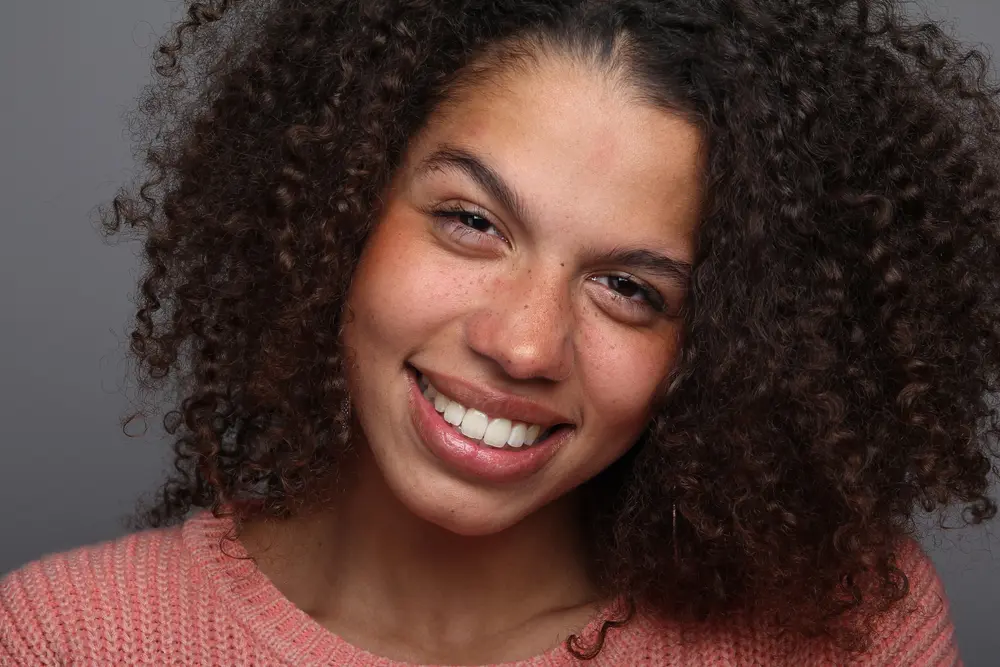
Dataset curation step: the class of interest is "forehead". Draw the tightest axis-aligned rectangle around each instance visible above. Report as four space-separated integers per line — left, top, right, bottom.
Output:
407 54 703 257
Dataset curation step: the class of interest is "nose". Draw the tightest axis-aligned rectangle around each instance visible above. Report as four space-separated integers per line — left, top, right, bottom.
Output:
465 267 574 383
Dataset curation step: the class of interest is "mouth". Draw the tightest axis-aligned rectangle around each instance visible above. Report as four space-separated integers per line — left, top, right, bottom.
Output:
413 369 572 450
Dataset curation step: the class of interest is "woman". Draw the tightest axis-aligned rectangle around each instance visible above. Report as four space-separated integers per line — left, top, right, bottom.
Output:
2 0 997 664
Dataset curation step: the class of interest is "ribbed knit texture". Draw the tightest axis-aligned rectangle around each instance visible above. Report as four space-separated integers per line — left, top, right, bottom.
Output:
1 511 960 666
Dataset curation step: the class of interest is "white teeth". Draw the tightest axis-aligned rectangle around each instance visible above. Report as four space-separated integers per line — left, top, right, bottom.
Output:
419 375 554 448
506 423 526 448
443 401 466 426
483 418 512 448
459 409 489 440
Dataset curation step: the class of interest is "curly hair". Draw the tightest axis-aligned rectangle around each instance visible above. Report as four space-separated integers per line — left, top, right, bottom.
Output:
105 0 1000 656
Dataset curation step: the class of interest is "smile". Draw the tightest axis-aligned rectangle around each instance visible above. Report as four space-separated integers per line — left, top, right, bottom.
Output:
407 366 572 484
417 373 560 449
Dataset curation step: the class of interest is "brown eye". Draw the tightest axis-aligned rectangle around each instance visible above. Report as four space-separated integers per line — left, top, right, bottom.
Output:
431 207 507 242
590 274 666 313
456 212 497 235
607 275 643 299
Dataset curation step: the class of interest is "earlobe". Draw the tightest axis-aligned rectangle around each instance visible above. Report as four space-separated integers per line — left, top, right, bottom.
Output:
340 304 357 327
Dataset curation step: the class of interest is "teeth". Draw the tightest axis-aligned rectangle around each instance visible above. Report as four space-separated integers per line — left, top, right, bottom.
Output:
506 423 526 448
420 374 554 448
459 409 489 440
443 401 466 426
483 418 512 447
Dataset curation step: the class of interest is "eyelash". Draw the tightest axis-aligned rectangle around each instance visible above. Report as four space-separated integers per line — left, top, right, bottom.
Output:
589 274 667 314
428 204 668 316
430 205 508 246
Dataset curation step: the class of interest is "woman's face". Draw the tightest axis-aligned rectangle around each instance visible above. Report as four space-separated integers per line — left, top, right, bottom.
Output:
343 55 702 535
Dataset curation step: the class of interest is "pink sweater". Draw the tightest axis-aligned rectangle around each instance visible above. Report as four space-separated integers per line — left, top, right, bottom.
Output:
0 511 960 666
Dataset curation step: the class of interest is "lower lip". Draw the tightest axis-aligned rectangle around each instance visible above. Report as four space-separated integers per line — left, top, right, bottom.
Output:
407 370 568 485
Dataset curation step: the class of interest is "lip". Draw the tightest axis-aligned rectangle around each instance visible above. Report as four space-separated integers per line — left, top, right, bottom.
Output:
407 368 569 484
414 366 574 428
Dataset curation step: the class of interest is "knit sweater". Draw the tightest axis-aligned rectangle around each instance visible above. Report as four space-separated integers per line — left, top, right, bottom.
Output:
0 511 960 666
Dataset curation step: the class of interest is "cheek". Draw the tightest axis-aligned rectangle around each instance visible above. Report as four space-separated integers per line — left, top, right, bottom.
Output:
579 324 680 440
348 211 450 340
346 210 471 351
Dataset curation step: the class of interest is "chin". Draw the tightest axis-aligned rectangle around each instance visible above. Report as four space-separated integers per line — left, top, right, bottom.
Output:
393 477 539 537
422 509 520 537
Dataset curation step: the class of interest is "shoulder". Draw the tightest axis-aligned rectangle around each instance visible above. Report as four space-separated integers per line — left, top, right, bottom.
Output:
0 520 211 664
856 537 960 666
630 538 959 667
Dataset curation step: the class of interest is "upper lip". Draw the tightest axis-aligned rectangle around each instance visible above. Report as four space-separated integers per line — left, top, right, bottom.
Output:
413 366 574 428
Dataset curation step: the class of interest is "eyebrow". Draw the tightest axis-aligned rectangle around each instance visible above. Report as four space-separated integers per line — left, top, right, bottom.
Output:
592 247 692 285
416 145 532 225
416 144 693 284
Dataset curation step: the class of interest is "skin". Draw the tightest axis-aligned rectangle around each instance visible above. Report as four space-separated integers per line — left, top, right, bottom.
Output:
241 53 703 663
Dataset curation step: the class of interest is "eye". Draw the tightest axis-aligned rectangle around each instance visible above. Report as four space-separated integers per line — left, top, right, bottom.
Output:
590 273 666 313
453 211 502 236
430 204 508 246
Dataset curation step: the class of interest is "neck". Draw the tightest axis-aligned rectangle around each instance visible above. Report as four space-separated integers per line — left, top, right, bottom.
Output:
240 448 599 654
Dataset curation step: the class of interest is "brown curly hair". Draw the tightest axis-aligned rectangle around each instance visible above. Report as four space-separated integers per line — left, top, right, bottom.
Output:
105 0 1000 657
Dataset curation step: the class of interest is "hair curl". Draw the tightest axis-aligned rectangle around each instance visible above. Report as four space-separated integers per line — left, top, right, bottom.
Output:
106 0 1000 656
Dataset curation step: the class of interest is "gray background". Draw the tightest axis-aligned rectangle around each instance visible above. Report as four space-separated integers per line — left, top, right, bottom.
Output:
1 0 997 664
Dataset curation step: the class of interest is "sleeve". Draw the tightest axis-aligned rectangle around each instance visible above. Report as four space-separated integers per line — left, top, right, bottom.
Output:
858 539 961 667
1 564 64 666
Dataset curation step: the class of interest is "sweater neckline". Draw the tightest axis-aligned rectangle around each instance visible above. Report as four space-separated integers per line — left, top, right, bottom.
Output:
182 510 641 666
